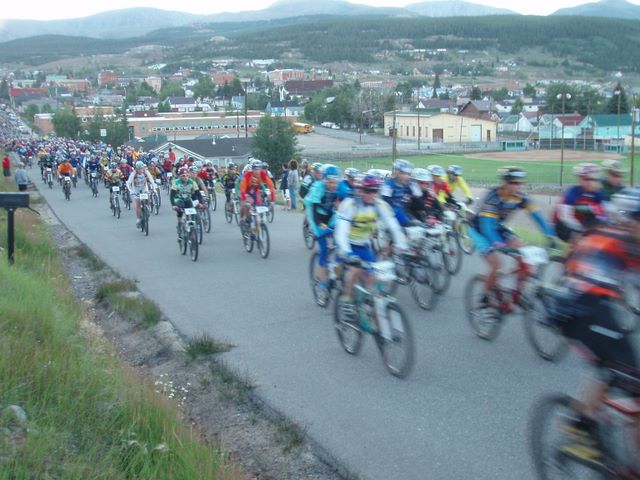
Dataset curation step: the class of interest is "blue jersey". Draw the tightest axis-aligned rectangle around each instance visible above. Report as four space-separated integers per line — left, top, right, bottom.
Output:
380 178 414 227
304 181 337 236
336 179 354 201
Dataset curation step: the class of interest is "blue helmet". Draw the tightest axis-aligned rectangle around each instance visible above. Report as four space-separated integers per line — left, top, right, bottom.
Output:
447 165 463 176
344 167 359 178
394 159 413 173
323 164 341 180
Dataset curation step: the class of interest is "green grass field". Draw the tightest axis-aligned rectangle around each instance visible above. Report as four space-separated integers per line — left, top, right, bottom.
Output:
334 153 639 186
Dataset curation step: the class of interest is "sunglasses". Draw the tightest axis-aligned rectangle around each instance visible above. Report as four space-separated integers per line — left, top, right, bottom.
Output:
361 188 378 194
508 181 523 185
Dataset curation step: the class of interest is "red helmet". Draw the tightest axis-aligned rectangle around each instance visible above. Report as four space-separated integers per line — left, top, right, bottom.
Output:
359 174 383 190
178 167 189 175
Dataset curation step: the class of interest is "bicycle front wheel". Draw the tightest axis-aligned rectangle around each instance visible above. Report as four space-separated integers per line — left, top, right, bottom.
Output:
210 191 217 211
333 297 363 355
242 222 254 253
180 226 188 255
378 302 414 379
309 252 329 308
115 197 121 219
202 208 211 233
189 229 198 262
143 207 149 236
303 223 315 250
443 231 462 275
267 203 274 223
224 202 233 223
196 216 204 244
456 219 475 255
258 223 270 259
464 275 502 341
523 290 566 362
409 277 438 311
529 394 593 480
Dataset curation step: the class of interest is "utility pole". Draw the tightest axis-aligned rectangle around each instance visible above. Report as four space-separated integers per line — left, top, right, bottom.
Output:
632 94 637 186
557 92 571 187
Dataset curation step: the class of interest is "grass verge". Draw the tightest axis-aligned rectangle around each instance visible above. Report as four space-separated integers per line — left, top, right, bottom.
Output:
186 334 232 360
96 279 163 327
0 175 238 479
72 244 107 271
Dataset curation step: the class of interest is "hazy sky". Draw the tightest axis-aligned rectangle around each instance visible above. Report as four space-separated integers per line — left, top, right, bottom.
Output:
1 0 633 20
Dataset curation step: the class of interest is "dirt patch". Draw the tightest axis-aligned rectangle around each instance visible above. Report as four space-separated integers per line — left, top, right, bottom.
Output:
465 149 624 162
35 190 345 480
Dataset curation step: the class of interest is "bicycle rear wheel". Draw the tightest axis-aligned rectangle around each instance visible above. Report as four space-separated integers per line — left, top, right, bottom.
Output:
180 225 187 255
202 208 211 233
529 394 599 480
309 252 330 308
267 202 274 223
456 219 475 255
303 222 315 250
334 297 363 355
409 277 438 311
377 302 414 379
189 229 198 261
196 215 204 244
425 243 450 294
258 223 270 259
210 190 217 211
464 275 503 341
443 231 462 275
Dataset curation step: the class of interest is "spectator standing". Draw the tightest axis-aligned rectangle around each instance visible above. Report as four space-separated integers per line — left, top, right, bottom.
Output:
14 162 29 191
2 154 10 182
280 165 290 210
287 160 300 211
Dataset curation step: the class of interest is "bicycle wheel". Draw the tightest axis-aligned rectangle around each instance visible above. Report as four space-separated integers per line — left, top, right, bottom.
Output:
224 202 233 223
303 223 315 250
189 229 198 262
124 191 131 210
258 223 270 259
115 197 121 219
464 274 503 341
456 219 475 255
210 190 217 211
153 192 160 215
142 206 149 236
523 290 566 362
267 202 274 223
443 231 462 275
425 242 450 294
111 198 115 216
377 302 414 379
529 394 598 480
333 297 363 355
309 252 330 308
202 208 211 233
409 277 439 311
180 225 188 255
196 215 204 245
242 221 254 253
64 184 70 200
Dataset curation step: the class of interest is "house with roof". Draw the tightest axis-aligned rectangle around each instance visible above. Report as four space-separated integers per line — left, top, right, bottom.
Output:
458 100 498 121
416 99 456 114
498 114 534 133
265 101 304 117
383 111 497 143
167 96 201 112
284 79 333 99
578 114 634 140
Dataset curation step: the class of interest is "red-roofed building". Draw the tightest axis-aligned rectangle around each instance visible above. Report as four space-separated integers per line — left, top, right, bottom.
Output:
212 73 236 86
10 88 47 98
284 79 333 97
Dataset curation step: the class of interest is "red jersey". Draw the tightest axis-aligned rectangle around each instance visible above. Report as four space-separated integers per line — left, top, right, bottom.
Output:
239 171 275 202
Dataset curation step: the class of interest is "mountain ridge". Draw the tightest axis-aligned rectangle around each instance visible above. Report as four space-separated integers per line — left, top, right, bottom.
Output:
552 0 640 18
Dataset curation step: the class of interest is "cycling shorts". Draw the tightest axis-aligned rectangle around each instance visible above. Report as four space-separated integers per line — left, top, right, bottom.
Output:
350 244 376 272
468 224 518 256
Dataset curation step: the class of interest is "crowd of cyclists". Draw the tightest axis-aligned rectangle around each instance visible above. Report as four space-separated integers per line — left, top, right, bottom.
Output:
5 101 640 477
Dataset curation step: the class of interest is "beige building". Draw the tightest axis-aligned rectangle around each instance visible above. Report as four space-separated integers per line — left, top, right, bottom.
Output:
384 111 497 143
145 76 162 93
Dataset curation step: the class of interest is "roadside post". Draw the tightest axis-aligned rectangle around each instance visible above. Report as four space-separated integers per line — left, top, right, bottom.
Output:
0 192 34 264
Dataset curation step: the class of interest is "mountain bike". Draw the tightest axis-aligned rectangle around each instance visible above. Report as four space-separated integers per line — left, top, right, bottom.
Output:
122 184 131 210
151 180 162 214
109 185 121 219
309 238 344 308
177 206 199 262
530 374 640 479
138 193 151 236
446 200 476 255
45 167 53 189
303 218 315 250
89 171 99 197
163 172 173 194
62 176 72 200
241 204 270 259
464 245 565 361
334 258 414 378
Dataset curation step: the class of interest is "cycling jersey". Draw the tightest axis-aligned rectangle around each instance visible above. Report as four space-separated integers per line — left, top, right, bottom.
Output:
147 166 163 181
553 185 606 233
171 178 198 200
443 175 472 202
407 186 444 222
239 171 275 203
433 178 453 203
57 163 75 176
104 170 122 186
222 172 239 190
305 181 337 235
336 179 355 201
380 178 416 227
126 169 155 194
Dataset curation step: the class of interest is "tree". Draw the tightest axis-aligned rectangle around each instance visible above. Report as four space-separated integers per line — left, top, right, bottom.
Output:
157 100 171 113
470 86 482 100
395 82 413 102
192 76 215 100
523 83 536 97
159 80 185 101
138 81 156 96
252 115 300 169
511 97 524 115
52 106 81 139
24 104 40 122
543 83 576 112
125 82 138 105
0 78 9 100
41 104 53 114
491 88 509 103
433 73 441 90
607 82 630 115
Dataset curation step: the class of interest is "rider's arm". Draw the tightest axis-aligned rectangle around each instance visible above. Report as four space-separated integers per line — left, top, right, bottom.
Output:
239 173 249 202
126 171 135 193
304 182 324 236
335 198 355 256
557 188 584 231
457 176 473 200
262 172 276 200
522 196 555 237
376 199 409 250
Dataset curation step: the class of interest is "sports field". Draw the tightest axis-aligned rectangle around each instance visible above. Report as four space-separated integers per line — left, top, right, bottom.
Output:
335 150 637 185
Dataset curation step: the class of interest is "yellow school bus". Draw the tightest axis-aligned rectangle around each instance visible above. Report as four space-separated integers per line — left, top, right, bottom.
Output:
292 122 313 134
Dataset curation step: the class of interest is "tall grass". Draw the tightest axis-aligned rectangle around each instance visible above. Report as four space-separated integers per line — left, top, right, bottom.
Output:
0 169 236 479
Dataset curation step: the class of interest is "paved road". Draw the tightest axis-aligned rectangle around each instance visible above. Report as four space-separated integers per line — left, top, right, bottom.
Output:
35 174 594 480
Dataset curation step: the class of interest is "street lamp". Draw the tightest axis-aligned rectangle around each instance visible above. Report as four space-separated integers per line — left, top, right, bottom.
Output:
241 78 250 139
392 91 403 166
632 94 638 186
557 92 571 186
614 89 622 152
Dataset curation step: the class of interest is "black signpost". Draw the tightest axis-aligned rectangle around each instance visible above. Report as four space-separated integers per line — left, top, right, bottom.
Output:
0 192 31 264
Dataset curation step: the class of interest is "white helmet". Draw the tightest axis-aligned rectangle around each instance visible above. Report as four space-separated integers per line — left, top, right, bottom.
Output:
427 164 445 177
411 168 433 182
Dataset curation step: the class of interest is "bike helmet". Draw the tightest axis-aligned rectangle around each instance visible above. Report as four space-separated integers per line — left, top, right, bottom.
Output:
601 159 628 174
311 162 323 172
120 158 127 164
447 165 463 176
189 166 198 173
227 162 236 168
611 188 640 220
251 161 261 170
427 164 445 177
110 162 117 169
359 173 383 190
411 168 433 183
499 166 527 182
394 159 413 173
301 160 309 168
178 167 189 175
323 164 341 180
345 167 359 178
194 160 203 169
572 163 600 179
135 161 145 169
205 160 213 166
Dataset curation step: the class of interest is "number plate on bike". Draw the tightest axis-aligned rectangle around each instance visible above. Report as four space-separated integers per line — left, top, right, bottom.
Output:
139 193 149 200
185 208 197 215
519 246 548 266
192 200 199 206
256 206 269 214
91 172 97 177
155 179 161 184
167 173 173 178
444 210 456 221
112 186 120 192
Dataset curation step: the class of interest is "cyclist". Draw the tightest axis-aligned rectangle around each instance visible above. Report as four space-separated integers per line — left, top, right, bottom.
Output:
104 162 123 205
446 165 473 205
305 164 341 304
222 162 239 206
118 158 133 181
203 160 217 189
336 167 359 201
147 160 163 183
427 164 454 205
239 160 275 225
552 163 606 243
56 158 76 183
407 168 444 222
548 187 640 468
300 162 322 201
335 174 409 315
381 159 416 227
189 165 208 206
601 159 627 201
170 167 200 236
469 167 555 298
126 161 156 228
